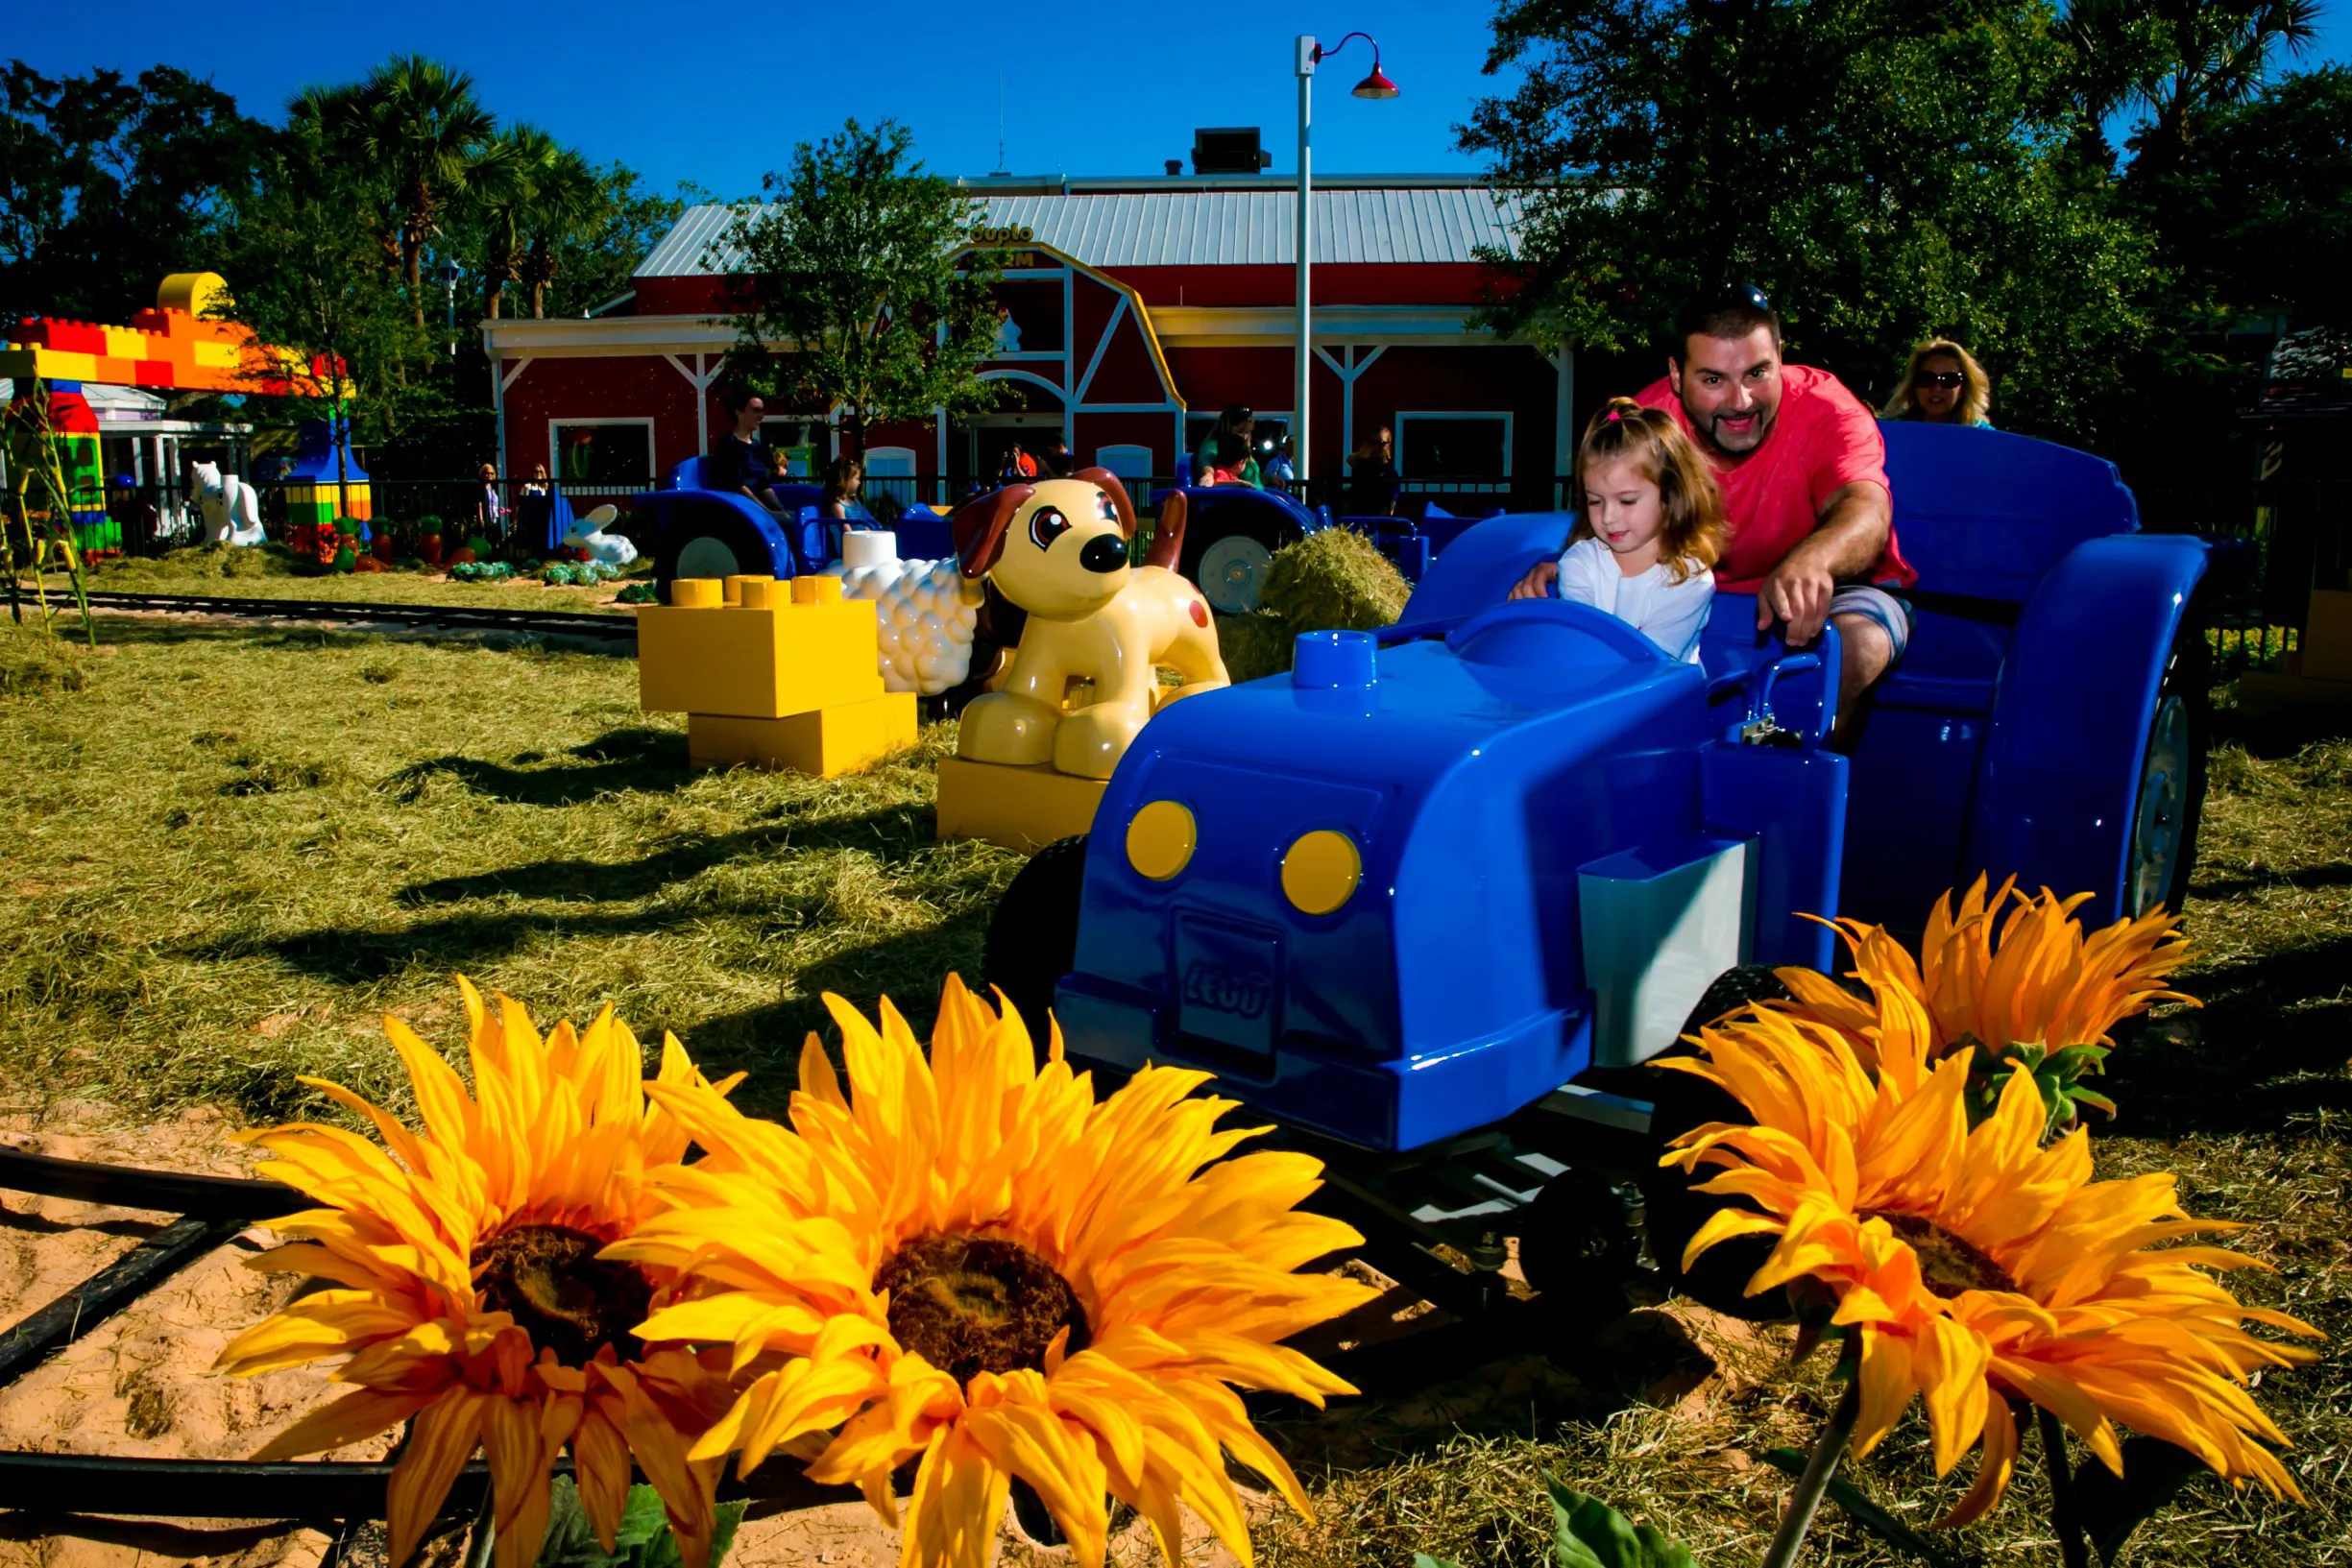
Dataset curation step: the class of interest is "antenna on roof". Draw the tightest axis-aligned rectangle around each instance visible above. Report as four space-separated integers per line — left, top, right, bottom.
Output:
993 71 1008 177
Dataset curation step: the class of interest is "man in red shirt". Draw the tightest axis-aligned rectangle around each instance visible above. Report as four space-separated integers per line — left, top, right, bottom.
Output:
1514 286 1916 718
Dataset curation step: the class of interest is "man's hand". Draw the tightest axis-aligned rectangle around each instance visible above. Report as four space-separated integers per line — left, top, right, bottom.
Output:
1756 555 1836 642
1508 561 1558 601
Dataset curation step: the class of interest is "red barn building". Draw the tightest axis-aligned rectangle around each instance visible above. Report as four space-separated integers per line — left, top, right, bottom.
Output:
481 172 1572 511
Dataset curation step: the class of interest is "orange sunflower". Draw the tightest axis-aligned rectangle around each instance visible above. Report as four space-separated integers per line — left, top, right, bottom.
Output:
1661 1001 2320 1526
217 980 740 1568
1766 876 2194 1073
608 975 1375 1568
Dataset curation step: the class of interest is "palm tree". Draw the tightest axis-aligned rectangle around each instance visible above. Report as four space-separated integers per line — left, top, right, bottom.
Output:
302 56 497 326
474 125 558 320
287 82 401 277
515 151 602 319
2065 0 2322 176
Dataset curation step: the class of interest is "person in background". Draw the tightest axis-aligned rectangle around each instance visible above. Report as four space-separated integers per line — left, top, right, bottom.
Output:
1002 442 1038 481
710 390 784 512
1200 432 1256 486
819 456 865 520
521 463 550 498
1037 434 1076 478
1510 398 1724 664
1346 425 1400 516
1262 435 1297 495
475 463 506 531
517 462 553 550
1881 338 1995 428
767 447 794 484
1193 406 1262 489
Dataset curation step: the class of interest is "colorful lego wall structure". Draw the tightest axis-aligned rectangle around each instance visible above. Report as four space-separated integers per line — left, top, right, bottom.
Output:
0 274 348 400
637 574 917 777
280 419 373 529
0 381 115 554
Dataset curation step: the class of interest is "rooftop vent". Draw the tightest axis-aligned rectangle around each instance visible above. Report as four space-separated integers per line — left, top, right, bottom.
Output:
1191 128 1273 176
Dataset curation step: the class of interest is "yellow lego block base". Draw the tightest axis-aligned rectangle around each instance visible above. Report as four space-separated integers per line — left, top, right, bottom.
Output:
935 756 1107 852
640 575 884 720
2303 590 2352 684
688 692 917 777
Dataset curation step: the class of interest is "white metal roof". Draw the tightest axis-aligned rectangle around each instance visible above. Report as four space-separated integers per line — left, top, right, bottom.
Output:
637 185 1526 277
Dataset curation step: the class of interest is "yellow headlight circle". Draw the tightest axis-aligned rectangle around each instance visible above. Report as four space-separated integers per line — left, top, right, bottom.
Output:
1281 829 1361 916
1126 800 1197 881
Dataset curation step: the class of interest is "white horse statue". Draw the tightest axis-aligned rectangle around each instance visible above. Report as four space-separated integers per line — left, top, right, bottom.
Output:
190 462 265 546
565 504 640 567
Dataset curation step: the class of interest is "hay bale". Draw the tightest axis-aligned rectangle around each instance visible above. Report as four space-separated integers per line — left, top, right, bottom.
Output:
1261 527 1410 635
1216 612 1297 684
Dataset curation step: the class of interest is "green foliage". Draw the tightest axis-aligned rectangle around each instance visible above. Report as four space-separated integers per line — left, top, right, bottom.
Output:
1416 1478 1698 1568
1260 527 1412 635
0 61 265 325
532 1476 744 1568
719 119 1006 445
615 580 660 604
1961 1035 2119 1134
1461 0 2154 443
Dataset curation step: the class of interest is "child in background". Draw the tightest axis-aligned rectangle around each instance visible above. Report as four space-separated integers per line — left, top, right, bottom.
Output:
1510 397 1724 663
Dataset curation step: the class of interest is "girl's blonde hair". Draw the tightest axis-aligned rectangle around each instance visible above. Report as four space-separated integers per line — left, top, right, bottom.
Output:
1569 397 1725 585
1882 337 1994 426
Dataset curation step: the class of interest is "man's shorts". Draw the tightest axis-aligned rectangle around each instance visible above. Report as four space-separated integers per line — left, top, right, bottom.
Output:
1829 584 1913 664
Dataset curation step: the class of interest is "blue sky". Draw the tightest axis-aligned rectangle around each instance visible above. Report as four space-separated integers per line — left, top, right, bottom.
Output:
9 1 2348 203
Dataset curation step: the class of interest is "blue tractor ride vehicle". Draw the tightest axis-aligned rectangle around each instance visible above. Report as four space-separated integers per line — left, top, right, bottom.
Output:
982 422 2212 1320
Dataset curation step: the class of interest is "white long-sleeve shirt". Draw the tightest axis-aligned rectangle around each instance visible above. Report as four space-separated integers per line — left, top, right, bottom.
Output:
1554 536 1714 664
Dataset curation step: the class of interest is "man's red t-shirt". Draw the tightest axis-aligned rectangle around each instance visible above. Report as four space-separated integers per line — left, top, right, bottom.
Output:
1635 365 1915 591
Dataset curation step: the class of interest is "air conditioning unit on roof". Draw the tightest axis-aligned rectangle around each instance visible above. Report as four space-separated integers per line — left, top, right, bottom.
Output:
1191 128 1273 176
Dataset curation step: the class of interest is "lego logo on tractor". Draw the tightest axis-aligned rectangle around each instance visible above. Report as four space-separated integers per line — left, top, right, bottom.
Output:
1182 959 1270 1021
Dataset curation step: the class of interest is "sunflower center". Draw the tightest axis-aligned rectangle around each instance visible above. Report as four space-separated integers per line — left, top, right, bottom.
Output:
472 1223 653 1366
873 1233 1088 1386
1866 1210 2017 1298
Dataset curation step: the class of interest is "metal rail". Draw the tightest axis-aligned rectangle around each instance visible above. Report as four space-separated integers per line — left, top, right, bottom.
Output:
62 591 638 643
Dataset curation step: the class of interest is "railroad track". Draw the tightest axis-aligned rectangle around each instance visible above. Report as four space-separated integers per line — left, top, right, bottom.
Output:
59 590 639 643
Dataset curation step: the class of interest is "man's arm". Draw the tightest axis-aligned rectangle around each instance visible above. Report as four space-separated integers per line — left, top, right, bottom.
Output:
1755 480 1891 640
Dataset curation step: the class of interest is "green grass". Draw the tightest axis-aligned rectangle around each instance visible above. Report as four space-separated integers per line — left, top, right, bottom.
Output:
2 620 2347 1565
0 617 1019 1123
25 543 643 615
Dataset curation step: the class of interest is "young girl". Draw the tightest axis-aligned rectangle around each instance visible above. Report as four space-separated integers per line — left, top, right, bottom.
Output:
1513 397 1725 663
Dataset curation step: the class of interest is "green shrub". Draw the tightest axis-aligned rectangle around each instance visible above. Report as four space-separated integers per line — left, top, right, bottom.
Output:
1261 527 1410 635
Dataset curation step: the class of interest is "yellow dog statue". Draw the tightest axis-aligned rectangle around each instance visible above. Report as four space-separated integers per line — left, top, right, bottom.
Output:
951 469 1228 779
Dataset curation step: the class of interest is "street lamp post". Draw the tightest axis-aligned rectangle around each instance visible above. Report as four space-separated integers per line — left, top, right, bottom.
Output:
437 259 464 357
1295 31 1397 503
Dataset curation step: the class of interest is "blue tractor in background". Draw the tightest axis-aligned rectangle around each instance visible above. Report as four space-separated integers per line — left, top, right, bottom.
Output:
982 422 2212 1317
629 456 958 598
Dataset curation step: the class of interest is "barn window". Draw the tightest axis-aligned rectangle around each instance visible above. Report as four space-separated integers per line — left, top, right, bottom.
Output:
548 420 655 494
1394 413 1513 481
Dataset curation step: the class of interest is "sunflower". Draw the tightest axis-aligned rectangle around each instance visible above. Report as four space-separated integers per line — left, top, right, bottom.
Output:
1661 1004 2321 1527
608 976 1376 1568
217 980 741 1568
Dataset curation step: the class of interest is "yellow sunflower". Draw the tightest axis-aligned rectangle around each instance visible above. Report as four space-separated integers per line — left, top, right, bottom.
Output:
608 975 1376 1568
1763 877 2194 1081
1661 1002 2320 1527
217 980 740 1568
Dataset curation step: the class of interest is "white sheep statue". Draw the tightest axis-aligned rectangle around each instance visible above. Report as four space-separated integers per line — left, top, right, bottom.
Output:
190 462 265 546
566 504 641 567
832 531 983 696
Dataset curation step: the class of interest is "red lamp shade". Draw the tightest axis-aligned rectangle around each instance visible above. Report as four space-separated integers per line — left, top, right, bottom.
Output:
1351 63 1399 99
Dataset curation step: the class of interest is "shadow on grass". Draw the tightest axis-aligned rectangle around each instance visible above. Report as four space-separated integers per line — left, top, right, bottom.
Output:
2192 858 2352 903
2110 930 2352 1138
2211 693 2352 759
382 728 691 808
395 799 935 906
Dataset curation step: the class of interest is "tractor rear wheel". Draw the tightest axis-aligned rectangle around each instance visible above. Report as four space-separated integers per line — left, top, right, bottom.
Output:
1516 1168 1641 1314
982 834 1090 1035
2124 610 2211 919
1179 517 1289 615
1636 965 1796 1321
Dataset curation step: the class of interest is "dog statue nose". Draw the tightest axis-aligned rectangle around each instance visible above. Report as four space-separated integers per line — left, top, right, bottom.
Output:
1079 535 1128 574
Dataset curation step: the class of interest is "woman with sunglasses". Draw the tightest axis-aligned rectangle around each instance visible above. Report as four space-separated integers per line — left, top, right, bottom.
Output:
1881 338 1995 427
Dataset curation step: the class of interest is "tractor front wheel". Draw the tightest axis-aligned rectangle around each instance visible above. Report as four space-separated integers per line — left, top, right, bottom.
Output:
982 834 1090 1034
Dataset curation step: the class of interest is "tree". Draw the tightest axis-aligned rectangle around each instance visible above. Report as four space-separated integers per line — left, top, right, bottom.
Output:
475 124 560 320
535 165 691 320
292 55 497 326
1460 0 2154 443
0 61 265 324
2136 66 2352 331
2064 0 2322 179
719 119 1004 450
514 149 601 320
222 125 435 513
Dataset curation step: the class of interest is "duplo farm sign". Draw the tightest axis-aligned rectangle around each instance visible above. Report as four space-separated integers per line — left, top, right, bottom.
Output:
973 225 1036 247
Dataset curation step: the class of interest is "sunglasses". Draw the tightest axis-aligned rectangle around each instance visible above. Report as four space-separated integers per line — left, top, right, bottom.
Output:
1918 372 1966 389
1710 282 1772 315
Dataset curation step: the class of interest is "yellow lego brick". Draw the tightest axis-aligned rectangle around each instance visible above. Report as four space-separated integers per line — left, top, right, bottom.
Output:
687 691 917 777
103 328 150 359
193 341 238 369
638 588 883 719
935 756 1107 851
